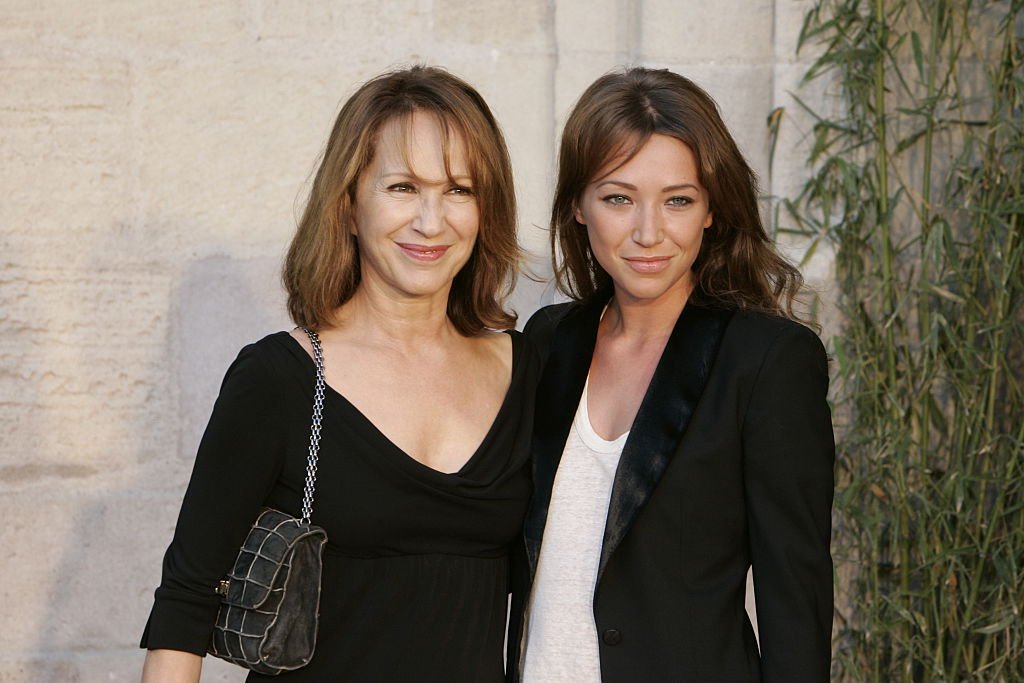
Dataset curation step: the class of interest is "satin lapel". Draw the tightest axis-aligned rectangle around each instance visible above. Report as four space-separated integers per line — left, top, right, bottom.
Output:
524 296 607 576
597 304 734 581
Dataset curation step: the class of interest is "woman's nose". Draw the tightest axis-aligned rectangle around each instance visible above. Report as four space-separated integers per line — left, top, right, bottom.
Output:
632 206 665 247
413 192 444 237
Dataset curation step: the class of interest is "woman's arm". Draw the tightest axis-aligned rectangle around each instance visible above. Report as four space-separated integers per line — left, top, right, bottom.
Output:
140 649 202 683
742 321 835 682
140 341 287 660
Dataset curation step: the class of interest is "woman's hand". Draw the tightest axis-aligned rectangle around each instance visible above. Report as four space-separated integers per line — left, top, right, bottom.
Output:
140 649 202 683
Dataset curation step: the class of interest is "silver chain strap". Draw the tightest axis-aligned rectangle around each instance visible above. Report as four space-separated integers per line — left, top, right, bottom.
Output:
300 327 326 525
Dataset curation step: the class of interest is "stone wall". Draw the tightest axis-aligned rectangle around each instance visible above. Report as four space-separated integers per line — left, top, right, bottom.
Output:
0 1 831 680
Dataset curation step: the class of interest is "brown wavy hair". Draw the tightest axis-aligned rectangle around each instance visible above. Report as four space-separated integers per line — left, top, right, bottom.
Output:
552 67 803 318
284 65 518 334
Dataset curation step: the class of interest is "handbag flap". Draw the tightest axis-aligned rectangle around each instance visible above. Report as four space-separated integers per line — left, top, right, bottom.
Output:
222 508 328 609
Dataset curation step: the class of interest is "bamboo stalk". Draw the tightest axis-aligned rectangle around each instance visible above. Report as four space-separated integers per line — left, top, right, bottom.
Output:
788 0 1023 680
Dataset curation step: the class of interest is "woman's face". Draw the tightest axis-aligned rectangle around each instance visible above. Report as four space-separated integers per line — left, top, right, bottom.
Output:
575 133 713 306
353 112 479 303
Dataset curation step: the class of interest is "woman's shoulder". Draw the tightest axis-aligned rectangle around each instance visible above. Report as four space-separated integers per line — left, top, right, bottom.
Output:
468 328 516 375
721 310 829 382
516 301 578 366
522 301 578 336
233 330 303 365
219 330 307 394
468 328 543 390
725 309 824 350
520 300 579 355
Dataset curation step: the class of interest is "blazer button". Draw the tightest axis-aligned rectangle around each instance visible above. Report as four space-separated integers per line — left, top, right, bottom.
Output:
602 629 623 646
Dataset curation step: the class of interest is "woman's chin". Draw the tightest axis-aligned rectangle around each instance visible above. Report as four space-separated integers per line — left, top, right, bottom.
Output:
612 276 691 306
387 278 457 302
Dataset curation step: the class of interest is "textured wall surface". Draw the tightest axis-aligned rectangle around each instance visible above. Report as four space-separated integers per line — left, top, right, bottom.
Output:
0 1 831 680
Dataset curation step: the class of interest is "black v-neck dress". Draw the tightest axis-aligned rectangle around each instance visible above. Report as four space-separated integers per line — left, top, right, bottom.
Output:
141 331 539 682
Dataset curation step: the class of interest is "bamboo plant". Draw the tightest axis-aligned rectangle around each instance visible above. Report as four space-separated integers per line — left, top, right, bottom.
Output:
773 0 1023 680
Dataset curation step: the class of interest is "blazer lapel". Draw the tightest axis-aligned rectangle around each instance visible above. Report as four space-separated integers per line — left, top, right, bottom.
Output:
597 304 734 581
524 296 606 575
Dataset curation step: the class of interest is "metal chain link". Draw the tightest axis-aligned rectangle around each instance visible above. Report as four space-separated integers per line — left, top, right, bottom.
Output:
300 327 326 524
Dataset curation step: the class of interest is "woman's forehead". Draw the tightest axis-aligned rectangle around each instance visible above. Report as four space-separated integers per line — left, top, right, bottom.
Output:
590 133 700 185
372 112 471 179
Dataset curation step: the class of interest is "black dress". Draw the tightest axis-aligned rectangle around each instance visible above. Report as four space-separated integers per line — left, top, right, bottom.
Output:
141 331 538 682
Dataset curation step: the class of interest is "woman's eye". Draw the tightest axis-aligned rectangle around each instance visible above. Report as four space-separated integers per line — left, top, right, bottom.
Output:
667 196 693 207
601 194 631 206
447 185 474 197
388 183 415 193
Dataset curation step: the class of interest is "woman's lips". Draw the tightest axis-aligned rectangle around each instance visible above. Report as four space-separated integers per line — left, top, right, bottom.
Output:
397 243 450 262
623 256 672 273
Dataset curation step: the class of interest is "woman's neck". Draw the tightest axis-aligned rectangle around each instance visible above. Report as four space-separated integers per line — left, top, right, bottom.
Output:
604 280 694 342
330 281 460 353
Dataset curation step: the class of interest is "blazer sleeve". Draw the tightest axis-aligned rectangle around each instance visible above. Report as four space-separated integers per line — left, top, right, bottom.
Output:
140 342 287 655
742 322 835 682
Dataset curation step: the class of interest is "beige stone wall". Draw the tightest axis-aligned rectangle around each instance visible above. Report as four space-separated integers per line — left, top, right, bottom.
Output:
0 1 830 681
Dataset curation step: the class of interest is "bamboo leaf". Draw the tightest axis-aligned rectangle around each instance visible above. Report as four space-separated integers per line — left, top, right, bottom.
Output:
928 284 966 304
911 31 925 81
973 615 1015 635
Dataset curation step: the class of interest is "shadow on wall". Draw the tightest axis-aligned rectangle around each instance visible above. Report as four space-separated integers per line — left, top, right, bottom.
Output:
23 251 553 682
175 254 289 446
24 253 284 682
16 233 561 679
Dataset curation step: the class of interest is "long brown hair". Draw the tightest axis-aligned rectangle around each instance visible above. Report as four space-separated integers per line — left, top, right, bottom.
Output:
552 67 803 318
284 65 518 334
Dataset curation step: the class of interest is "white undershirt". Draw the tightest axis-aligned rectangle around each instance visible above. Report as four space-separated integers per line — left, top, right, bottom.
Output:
521 377 628 682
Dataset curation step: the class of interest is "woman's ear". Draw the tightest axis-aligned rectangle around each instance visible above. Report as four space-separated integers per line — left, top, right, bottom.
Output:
573 204 586 226
703 211 713 229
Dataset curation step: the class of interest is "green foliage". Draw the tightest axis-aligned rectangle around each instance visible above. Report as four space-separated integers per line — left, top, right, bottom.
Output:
777 0 1023 680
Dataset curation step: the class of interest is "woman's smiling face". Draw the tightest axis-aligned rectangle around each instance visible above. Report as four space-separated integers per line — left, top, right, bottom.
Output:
352 111 479 303
575 133 713 306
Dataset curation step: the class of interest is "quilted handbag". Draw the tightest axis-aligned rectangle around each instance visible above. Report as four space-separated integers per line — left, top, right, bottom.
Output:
207 328 329 675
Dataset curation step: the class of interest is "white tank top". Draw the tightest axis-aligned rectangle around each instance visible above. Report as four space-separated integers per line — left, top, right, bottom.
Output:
521 377 628 682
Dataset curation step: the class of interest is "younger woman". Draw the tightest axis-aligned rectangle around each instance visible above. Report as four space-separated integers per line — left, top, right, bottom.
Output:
512 67 835 682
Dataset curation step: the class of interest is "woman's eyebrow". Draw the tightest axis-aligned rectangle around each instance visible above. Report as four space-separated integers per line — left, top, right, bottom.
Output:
595 180 637 191
380 171 473 184
594 180 700 192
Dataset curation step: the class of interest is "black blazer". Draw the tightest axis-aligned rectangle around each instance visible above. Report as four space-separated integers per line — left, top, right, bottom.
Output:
509 296 835 682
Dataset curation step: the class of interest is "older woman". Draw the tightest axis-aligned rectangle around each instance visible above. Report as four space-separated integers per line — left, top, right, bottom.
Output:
141 66 537 682
510 68 835 682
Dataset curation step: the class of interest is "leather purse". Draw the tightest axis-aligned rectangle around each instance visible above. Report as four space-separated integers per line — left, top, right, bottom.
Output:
207 328 329 675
